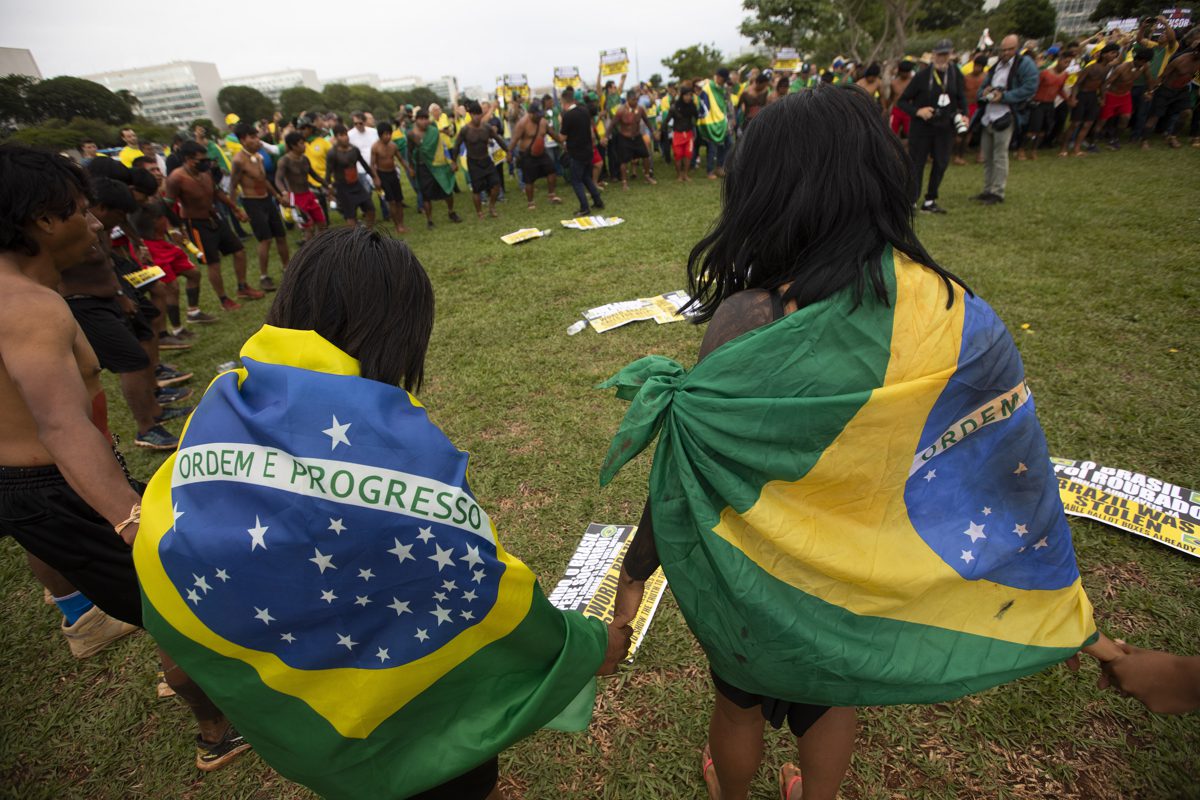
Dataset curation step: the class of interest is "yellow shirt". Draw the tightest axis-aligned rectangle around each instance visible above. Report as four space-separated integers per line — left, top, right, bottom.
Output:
118 146 144 167
306 136 333 187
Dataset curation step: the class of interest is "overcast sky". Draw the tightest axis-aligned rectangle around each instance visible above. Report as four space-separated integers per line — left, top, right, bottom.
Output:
5 0 755 90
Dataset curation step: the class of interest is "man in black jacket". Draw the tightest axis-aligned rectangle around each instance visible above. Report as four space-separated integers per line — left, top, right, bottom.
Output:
898 40 967 214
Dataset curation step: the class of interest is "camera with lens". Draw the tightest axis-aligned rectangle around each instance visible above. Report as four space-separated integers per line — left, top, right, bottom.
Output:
953 113 969 134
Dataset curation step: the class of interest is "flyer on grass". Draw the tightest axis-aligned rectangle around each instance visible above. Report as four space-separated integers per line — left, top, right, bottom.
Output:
548 522 668 662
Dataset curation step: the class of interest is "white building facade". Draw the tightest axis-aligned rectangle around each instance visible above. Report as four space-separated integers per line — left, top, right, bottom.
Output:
86 61 223 129
224 69 321 103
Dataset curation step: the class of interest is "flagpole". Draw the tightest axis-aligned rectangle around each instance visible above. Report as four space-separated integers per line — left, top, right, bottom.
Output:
635 40 641 84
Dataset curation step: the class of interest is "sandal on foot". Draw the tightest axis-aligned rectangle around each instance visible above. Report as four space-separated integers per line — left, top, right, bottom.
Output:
700 744 719 800
156 670 177 699
779 763 802 800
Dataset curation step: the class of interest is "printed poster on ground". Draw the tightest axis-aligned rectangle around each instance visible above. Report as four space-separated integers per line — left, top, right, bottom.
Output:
581 290 697 333
548 523 668 662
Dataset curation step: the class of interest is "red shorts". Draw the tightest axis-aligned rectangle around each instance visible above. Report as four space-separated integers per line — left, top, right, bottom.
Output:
890 107 911 136
145 239 194 283
967 104 978 122
289 190 326 228
672 130 695 161
591 147 602 166
1099 91 1132 121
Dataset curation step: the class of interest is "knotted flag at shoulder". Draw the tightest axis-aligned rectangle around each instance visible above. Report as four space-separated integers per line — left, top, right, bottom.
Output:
599 247 1097 706
135 325 606 799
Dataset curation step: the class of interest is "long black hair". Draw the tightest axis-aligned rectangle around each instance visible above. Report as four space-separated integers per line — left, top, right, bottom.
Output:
267 226 434 392
686 84 966 322
0 143 92 256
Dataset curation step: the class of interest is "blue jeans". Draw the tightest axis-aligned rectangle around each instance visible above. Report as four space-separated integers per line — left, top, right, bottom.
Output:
704 137 729 174
567 156 602 211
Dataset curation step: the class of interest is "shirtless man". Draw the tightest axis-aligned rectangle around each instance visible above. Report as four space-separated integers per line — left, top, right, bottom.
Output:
0 143 249 771
370 122 414 232
165 141 258 311
508 105 563 209
888 60 916 140
274 132 327 241
1099 48 1152 147
325 124 380 228
611 90 656 190
738 72 771 126
1060 44 1119 157
1140 46 1200 148
454 101 508 218
229 123 289 292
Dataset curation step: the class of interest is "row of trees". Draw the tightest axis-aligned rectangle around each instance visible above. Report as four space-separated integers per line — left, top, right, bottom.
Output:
217 82 448 129
0 75 176 150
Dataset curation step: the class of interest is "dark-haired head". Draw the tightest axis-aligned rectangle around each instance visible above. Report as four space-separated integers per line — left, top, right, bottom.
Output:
0 143 94 257
178 140 206 162
235 122 258 141
90 177 138 226
377 121 393 138
332 123 348 137
685 85 964 322
128 168 158 201
284 131 305 150
267 226 434 392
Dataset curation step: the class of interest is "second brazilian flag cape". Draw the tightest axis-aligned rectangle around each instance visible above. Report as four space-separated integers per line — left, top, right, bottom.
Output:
697 79 728 143
414 125 457 196
134 326 606 799
600 248 1097 706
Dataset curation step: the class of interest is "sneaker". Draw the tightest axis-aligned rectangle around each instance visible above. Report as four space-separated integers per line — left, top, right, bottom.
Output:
195 725 252 772
155 405 193 424
448 212 463 223
157 334 192 351
220 297 242 312
236 286 265 300
187 309 219 324
426 220 435 229
980 194 1004 206
573 207 590 217
920 200 947 214
135 425 179 450
259 275 277 292
593 200 605 210
156 386 194 405
971 192 994 202
155 364 193 387
61 605 139 658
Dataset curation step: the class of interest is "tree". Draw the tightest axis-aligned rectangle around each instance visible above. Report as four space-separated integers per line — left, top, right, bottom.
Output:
130 120 178 146
1003 0 1057 39
218 85 275 125
24 77 130 124
740 0 836 49
1090 0 1159 22
661 43 726 82
321 83 353 110
279 86 325 119
740 0 921 64
190 118 216 138
916 0 984 31
114 88 141 116
0 74 36 125
395 87 446 110
648 73 664 88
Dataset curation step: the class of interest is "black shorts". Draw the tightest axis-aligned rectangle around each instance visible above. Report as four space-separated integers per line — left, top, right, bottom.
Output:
467 158 500 193
616 133 650 164
378 169 405 202
0 464 143 626
1150 86 1190 120
1071 91 1100 122
416 163 452 202
711 669 830 738
185 216 243 265
518 149 556 182
1027 101 1055 135
405 756 498 800
67 295 151 373
242 196 284 241
335 184 374 220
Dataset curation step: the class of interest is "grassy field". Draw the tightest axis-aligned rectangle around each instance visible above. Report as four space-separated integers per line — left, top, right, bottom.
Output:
2 145 1198 800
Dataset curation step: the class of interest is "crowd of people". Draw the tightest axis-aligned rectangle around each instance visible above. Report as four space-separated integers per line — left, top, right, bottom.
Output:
0 21 1198 800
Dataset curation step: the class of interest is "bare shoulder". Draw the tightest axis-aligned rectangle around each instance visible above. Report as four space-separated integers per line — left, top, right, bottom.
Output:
0 277 74 349
698 289 777 360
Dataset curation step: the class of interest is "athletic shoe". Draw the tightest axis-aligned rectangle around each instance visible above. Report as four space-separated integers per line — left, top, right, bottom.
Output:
135 425 179 451
157 334 192 351
187 309 218 324
236 286 265 300
920 200 947 214
195 725 252 772
971 192 994 202
61 605 139 659
593 200 605 210
448 212 463 223
220 297 242 312
156 386 194 405
155 364 193 388
573 207 590 217
259 276 277 292
980 194 1004 206
155 405 193 424
172 328 197 340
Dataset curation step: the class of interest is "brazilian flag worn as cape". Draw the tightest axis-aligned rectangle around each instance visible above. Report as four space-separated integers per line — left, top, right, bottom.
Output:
414 126 456 196
600 248 1096 706
697 79 728 143
135 326 606 799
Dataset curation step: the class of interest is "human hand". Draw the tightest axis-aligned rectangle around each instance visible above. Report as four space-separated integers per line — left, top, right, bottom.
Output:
235 209 249 223
1101 640 1200 714
917 107 935 120
597 622 633 675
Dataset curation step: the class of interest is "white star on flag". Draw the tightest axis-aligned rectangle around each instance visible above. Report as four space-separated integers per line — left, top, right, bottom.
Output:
433 591 447 602
388 598 411 616
358 568 375 581
1013 462 1028 475
172 503 184 529
354 595 372 607
328 518 346 535
214 568 230 582
309 548 337 573
462 590 478 602
247 516 269 551
376 647 390 663
962 522 987 543
414 628 429 642
254 607 275 625
280 633 296 643
186 589 201 604
961 550 975 564
461 609 475 621
461 545 484 569
323 415 352 450
442 579 457 592
923 470 936 482
431 605 452 625
320 589 338 603
1013 523 1028 536
387 539 414 563
417 526 435 544
336 633 357 650
1033 537 1049 549
981 507 992 516
472 569 486 584
193 574 212 593
429 544 455 571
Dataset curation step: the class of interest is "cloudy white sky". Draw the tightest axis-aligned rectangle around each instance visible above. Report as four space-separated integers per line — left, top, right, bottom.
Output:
4 0 756 89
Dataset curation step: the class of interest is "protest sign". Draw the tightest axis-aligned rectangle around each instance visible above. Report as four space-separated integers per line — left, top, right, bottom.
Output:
772 48 801 71
500 228 549 245
580 290 696 333
554 66 582 90
560 215 624 230
1051 458 1199 558
123 265 166 289
600 48 630 77
1161 7 1192 27
548 523 668 663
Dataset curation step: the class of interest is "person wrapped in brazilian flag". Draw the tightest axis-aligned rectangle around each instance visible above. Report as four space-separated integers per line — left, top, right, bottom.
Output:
601 85 1124 800
134 227 627 800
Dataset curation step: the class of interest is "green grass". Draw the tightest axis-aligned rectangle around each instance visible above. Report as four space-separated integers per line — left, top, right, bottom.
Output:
3 147 1199 799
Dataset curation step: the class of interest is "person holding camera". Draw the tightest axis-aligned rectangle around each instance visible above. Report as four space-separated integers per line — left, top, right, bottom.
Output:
897 39 967 214
975 34 1039 205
